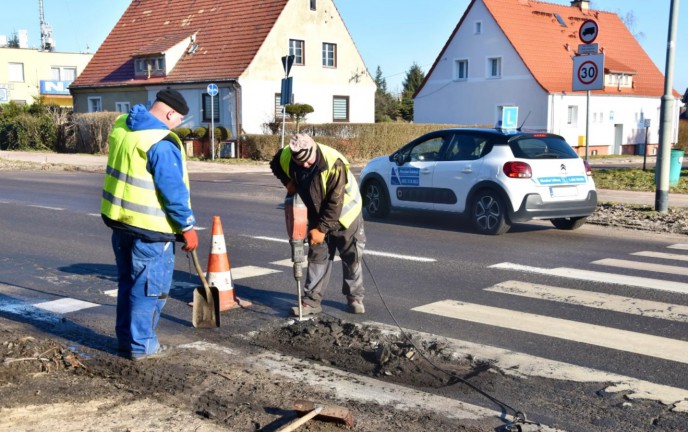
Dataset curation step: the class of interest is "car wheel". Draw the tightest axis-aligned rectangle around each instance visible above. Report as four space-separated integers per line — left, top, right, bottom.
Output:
472 190 511 235
362 180 390 218
551 216 588 230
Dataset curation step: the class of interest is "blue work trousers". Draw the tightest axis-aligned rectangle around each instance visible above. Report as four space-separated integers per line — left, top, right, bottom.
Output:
112 230 175 357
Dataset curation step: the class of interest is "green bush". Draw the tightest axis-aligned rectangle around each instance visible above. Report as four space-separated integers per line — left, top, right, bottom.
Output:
193 126 207 139
173 127 192 140
0 112 58 151
213 126 231 141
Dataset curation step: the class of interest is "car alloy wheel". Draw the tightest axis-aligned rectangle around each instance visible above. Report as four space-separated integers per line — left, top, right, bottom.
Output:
363 180 389 218
473 190 510 235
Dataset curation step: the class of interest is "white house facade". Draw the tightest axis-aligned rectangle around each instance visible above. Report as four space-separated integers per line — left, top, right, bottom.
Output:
414 0 679 156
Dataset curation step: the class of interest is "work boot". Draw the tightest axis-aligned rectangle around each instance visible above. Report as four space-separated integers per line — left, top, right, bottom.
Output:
347 299 365 314
291 303 322 317
130 344 176 361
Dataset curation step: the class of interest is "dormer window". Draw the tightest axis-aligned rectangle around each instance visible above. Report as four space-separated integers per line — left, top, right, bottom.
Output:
605 73 633 89
134 56 165 78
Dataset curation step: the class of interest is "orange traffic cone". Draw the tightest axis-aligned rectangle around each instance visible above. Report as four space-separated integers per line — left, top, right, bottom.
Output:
206 216 252 311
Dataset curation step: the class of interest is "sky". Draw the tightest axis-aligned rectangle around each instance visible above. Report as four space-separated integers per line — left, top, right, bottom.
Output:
2 0 686 96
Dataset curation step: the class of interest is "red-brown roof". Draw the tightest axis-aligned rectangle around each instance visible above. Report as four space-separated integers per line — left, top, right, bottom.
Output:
71 0 289 88
418 0 670 97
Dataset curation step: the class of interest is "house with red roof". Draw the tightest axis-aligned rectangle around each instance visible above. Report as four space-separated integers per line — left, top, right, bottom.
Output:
414 0 681 156
70 0 375 139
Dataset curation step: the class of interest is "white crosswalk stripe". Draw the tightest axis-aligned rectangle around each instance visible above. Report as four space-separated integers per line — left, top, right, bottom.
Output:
668 243 688 250
489 262 688 294
484 280 688 322
412 300 688 364
631 250 688 262
592 258 688 276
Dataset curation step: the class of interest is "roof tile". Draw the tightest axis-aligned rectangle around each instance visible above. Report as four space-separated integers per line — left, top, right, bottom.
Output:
72 0 289 88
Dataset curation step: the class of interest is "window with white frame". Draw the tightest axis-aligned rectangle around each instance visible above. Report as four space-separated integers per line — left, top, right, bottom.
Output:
567 106 578 127
8 63 24 82
333 96 349 122
88 97 102 113
454 59 468 81
115 102 130 113
488 57 501 78
134 57 165 77
51 66 77 81
289 39 305 65
475 21 482 34
322 43 336 68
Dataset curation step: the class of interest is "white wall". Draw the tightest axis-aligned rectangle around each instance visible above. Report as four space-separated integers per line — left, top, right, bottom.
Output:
239 0 375 134
414 0 549 129
548 93 666 151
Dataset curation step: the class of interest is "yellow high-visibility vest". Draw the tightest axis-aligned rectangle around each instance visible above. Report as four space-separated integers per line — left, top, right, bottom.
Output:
101 114 190 234
280 144 361 229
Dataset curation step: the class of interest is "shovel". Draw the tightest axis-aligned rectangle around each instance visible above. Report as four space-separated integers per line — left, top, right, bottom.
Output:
191 250 221 328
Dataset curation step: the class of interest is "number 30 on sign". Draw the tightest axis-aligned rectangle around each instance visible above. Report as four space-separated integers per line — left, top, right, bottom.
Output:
572 53 604 91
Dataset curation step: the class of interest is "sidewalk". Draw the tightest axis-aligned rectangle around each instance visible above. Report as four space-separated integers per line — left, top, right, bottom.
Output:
2 150 686 208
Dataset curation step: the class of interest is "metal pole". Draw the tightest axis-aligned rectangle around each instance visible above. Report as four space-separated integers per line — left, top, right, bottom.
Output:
585 90 590 161
280 68 288 149
210 93 215 160
643 125 649 171
655 0 679 212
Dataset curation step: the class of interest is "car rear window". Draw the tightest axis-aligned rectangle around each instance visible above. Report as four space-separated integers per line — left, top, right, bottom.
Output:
508 136 579 159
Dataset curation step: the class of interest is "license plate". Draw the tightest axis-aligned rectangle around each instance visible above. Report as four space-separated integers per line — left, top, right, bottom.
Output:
550 186 577 197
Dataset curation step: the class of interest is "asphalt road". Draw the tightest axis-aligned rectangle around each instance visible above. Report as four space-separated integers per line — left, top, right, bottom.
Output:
1 169 688 430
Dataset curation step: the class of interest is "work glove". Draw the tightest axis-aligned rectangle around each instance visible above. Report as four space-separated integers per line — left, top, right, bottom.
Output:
309 227 326 245
182 228 198 252
286 180 297 195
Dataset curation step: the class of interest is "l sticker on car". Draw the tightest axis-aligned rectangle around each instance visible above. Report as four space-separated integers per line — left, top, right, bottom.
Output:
391 167 420 186
536 176 587 185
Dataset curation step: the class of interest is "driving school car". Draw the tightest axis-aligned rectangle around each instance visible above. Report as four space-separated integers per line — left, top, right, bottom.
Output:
359 128 597 235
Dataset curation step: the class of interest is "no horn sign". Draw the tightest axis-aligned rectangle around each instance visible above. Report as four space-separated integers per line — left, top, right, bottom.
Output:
572 53 604 91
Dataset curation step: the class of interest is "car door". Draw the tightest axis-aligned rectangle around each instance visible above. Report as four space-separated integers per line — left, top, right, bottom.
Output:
432 132 487 213
388 134 446 210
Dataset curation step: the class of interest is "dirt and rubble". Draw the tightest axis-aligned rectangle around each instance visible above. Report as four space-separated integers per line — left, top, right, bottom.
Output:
3 314 688 432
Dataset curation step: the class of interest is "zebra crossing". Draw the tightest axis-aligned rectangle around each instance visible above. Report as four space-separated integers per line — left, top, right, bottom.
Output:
20 237 688 409
410 242 688 410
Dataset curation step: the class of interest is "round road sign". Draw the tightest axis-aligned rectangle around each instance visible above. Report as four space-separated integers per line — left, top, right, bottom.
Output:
577 60 598 85
207 83 219 96
579 19 598 44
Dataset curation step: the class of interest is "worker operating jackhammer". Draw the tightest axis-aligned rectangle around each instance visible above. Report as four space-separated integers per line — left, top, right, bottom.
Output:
270 133 367 316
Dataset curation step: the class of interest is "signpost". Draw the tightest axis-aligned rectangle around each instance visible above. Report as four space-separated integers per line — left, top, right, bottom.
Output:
207 83 219 160
280 55 295 148
573 19 604 162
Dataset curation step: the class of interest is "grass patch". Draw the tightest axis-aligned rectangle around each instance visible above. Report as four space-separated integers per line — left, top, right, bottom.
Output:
592 167 688 194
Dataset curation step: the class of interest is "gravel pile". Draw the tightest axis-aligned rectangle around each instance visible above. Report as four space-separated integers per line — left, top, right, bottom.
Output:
588 203 688 235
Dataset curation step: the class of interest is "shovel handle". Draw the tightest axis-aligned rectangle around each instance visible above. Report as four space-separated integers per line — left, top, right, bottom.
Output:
276 406 323 432
191 250 211 291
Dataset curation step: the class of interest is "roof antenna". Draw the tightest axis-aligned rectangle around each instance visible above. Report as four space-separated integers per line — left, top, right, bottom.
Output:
517 110 532 131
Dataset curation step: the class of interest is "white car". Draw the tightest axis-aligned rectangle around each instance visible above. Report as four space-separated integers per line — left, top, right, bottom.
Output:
359 128 597 235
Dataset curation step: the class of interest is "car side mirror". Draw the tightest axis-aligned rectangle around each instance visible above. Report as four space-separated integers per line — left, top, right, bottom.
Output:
393 153 409 166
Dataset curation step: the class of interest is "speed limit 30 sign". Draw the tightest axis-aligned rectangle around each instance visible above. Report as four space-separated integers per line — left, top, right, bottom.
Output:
572 53 604 91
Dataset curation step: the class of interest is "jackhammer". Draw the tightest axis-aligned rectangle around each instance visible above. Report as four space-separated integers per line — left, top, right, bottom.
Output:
284 192 309 320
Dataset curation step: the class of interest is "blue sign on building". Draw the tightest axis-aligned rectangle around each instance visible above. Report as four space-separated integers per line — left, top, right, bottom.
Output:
40 80 72 95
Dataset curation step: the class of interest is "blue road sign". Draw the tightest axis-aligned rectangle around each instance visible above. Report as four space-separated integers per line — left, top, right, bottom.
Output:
207 83 219 96
502 106 518 129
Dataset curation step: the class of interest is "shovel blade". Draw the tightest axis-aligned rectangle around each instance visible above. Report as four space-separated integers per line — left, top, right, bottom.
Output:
192 285 221 328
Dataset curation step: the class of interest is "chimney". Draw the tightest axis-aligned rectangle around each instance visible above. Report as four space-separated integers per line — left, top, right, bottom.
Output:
571 0 590 10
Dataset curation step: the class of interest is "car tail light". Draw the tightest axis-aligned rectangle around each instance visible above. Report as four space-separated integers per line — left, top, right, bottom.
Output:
583 160 592 176
503 161 532 178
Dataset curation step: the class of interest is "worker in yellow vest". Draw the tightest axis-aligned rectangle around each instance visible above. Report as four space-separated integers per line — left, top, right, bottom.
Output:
270 134 366 316
101 89 197 361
